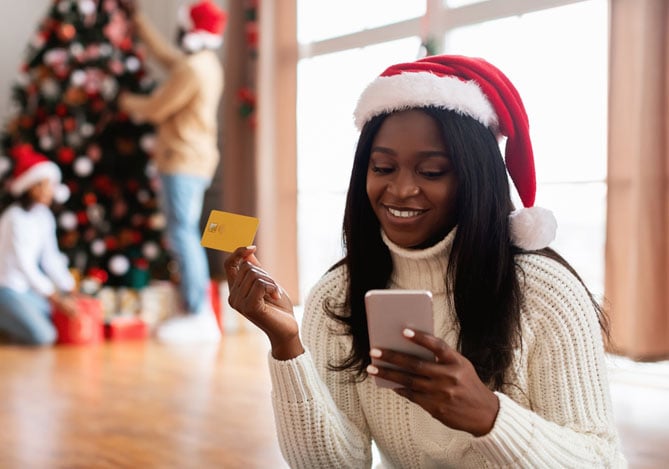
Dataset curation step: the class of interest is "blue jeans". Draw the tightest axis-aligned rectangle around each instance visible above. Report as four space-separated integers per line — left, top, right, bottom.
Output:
160 173 211 315
0 287 57 345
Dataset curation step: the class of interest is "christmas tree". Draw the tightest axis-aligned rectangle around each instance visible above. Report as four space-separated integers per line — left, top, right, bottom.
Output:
0 0 170 291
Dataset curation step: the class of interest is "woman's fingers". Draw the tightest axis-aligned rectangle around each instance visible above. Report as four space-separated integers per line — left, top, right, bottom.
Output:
227 258 287 319
401 328 459 365
223 245 258 283
367 330 461 390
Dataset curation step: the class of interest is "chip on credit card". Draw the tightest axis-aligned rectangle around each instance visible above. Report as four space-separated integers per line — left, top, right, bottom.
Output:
200 210 259 253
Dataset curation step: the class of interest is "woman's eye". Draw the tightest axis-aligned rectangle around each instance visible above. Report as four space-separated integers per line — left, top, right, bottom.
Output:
419 169 447 178
371 165 394 174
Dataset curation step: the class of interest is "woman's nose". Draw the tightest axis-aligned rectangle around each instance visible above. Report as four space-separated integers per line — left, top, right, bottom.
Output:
388 172 420 198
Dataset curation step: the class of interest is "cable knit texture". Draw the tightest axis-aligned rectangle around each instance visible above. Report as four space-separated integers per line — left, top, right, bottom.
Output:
268 230 627 468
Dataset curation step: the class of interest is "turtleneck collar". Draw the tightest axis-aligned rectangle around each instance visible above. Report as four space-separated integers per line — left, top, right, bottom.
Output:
381 229 455 294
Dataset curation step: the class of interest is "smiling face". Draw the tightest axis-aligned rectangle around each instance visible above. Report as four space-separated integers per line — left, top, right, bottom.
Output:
366 109 458 249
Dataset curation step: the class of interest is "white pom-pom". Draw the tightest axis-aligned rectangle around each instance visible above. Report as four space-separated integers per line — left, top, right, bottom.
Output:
508 206 557 250
54 184 71 204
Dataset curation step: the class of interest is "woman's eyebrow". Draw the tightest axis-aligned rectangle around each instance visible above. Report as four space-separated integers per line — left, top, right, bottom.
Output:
370 146 396 155
370 147 448 158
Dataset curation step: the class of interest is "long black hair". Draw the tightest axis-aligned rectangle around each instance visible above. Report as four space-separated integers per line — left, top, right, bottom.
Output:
326 107 607 390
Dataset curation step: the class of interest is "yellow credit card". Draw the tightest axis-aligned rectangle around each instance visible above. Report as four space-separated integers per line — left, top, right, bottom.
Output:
200 210 259 253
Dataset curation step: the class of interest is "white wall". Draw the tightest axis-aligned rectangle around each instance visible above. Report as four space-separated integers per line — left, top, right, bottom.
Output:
0 0 187 131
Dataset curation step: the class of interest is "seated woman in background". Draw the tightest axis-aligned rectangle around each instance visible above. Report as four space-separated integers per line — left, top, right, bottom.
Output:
224 55 627 468
0 144 76 345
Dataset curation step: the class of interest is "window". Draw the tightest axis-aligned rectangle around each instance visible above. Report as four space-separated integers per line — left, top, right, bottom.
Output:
297 0 608 302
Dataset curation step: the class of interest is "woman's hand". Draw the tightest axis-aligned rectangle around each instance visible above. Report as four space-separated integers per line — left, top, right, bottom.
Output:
366 329 500 436
50 292 78 317
224 246 304 360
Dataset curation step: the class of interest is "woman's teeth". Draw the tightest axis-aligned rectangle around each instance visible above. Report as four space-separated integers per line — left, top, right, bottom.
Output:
388 207 423 218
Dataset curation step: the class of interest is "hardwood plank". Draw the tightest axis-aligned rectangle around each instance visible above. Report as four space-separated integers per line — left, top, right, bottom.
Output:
0 330 288 469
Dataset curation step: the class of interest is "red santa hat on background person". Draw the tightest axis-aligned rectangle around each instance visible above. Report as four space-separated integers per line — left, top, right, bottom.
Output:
353 54 557 251
178 0 228 52
8 144 70 203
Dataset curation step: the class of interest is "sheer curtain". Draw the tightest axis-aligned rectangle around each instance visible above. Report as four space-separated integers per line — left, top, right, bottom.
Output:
606 0 669 359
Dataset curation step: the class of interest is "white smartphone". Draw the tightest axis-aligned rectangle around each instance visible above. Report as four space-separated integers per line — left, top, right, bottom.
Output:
364 289 434 388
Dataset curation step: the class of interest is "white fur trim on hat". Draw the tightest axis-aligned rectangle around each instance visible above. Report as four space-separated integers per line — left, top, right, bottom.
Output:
9 161 62 197
508 206 557 250
353 73 498 131
182 31 223 52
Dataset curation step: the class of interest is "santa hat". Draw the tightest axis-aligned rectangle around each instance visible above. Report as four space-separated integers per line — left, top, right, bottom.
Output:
178 0 228 52
8 144 70 203
353 54 557 250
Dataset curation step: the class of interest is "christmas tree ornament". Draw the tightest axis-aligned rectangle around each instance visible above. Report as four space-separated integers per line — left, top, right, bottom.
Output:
78 0 96 16
91 239 106 256
73 155 93 176
142 241 160 260
109 254 130 276
58 23 77 42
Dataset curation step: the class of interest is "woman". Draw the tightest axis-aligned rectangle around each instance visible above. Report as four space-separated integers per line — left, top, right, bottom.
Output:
225 55 626 468
0 144 76 345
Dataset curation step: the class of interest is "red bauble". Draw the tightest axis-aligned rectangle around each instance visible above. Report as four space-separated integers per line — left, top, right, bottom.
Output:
87 267 109 284
57 147 76 164
104 236 119 250
55 103 69 117
83 192 97 206
58 23 76 42
76 211 89 225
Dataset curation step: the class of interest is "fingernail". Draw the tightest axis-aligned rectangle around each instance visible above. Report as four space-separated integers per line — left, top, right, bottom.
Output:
370 348 382 358
245 245 256 250
403 328 415 338
366 365 378 375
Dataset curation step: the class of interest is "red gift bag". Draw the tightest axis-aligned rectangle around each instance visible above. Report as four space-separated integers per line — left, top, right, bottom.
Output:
53 296 104 345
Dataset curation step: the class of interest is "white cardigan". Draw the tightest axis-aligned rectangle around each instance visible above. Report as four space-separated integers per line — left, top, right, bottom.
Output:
268 230 627 468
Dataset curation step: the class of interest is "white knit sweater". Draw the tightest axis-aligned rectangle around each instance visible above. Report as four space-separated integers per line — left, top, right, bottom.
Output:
269 231 627 468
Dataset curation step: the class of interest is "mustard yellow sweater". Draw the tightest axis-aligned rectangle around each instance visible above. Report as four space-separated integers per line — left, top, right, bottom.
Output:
269 230 627 468
120 13 223 180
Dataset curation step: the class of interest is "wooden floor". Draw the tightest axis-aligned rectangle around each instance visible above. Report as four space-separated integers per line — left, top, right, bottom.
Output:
0 329 288 469
0 328 667 468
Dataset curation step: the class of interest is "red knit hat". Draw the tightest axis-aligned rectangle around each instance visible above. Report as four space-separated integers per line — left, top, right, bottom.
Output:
8 144 69 203
353 54 556 250
179 0 228 52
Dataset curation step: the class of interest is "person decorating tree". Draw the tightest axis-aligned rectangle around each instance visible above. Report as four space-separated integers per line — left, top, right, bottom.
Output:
118 0 227 343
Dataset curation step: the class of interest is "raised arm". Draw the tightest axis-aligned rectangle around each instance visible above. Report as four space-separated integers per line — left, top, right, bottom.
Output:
132 11 183 70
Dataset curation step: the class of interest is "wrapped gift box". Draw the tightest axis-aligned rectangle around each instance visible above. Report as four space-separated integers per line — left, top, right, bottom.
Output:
105 316 148 341
53 296 104 345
